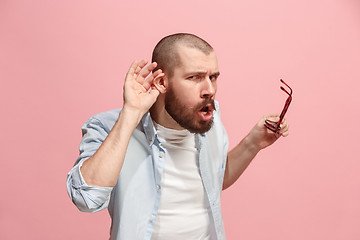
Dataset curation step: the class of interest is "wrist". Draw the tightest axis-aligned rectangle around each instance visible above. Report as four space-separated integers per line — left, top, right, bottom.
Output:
243 134 262 154
118 105 145 127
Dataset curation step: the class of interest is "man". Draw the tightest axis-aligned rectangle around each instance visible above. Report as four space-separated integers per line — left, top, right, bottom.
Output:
67 33 289 240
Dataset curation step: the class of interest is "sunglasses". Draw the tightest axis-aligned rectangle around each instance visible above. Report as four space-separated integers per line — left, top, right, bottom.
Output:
264 79 293 134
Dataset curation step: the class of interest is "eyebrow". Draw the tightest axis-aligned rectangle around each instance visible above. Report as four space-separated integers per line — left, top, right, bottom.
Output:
211 72 220 78
186 71 220 77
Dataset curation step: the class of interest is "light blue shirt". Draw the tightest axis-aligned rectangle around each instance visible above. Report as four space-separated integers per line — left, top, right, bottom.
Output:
67 101 229 240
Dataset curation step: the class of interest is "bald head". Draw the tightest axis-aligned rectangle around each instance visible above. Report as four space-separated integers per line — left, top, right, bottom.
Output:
152 33 214 78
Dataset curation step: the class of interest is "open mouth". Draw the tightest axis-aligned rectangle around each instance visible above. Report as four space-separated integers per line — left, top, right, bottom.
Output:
199 104 214 120
200 105 211 115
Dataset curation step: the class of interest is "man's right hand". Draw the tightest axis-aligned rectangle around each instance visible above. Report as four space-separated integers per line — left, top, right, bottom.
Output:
122 59 164 121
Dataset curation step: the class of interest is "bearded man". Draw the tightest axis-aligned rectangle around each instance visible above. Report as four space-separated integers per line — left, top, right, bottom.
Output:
67 33 289 240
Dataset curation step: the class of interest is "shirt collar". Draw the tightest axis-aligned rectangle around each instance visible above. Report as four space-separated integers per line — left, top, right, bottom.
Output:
141 112 157 146
141 111 207 147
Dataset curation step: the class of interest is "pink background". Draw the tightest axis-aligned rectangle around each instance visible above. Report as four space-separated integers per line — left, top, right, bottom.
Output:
1 0 359 239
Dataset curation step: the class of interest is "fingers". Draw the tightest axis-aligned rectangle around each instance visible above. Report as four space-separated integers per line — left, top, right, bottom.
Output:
279 120 289 137
135 61 157 83
262 114 289 137
134 59 149 76
126 60 141 80
126 59 160 85
263 113 280 123
126 59 151 80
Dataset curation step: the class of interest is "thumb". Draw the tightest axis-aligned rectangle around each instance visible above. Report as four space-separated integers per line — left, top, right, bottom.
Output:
148 86 160 100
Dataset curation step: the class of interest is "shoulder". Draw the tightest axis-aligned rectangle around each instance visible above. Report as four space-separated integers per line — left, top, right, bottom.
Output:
84 108 121 133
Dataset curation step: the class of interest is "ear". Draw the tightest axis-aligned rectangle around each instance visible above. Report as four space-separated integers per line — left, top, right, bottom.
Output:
152 73 168 94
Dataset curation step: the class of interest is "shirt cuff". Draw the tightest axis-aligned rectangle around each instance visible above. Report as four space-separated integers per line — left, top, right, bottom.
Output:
67 159 113 212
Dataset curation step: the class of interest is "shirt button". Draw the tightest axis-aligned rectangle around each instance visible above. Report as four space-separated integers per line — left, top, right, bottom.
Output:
156 185 161 190
159 152 164 158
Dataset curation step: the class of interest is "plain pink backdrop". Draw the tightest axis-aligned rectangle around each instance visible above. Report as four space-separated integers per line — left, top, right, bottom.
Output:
1 0 359 239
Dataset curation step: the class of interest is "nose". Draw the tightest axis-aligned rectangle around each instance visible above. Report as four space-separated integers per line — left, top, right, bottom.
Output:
201 77 216 99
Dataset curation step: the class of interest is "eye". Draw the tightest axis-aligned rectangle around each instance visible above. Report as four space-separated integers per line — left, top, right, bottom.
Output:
209 74 218 81
187 75 200 81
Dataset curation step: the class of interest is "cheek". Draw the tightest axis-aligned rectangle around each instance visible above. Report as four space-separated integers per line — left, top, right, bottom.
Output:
172 84 200 104
183 90 200 107
213 82 218 93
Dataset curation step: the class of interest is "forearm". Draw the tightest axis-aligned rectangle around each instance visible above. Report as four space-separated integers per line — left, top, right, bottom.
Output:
222 114 288 190
80 107 142 187
223 135 261 190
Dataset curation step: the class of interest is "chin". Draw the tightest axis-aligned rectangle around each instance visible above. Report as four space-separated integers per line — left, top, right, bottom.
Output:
186 118 214 134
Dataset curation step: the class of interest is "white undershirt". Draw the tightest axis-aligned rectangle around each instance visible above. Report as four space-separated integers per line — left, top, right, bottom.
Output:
151 122 212 240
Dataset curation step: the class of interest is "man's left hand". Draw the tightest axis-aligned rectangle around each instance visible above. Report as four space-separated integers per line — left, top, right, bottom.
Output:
247 114 289 151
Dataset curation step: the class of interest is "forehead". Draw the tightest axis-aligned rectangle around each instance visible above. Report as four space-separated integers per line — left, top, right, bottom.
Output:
174 45 219 74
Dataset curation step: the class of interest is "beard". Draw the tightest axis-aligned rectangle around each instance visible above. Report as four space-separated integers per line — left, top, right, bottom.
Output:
164 87 215 134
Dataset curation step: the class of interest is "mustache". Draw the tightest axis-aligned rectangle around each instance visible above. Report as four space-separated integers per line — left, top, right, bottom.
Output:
195 99 216 111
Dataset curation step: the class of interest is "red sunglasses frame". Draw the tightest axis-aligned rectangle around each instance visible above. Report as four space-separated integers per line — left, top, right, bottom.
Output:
264 79 293 133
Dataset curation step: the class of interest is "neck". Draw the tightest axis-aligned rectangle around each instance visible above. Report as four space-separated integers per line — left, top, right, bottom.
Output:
150 97 184 130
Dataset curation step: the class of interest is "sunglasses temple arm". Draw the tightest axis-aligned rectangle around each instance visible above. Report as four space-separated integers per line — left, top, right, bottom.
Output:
278 97 292 123
280 79 293 95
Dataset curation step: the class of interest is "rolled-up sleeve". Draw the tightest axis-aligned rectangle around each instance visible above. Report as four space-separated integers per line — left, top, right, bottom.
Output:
67 117 114 212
